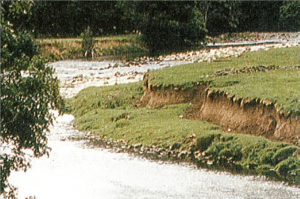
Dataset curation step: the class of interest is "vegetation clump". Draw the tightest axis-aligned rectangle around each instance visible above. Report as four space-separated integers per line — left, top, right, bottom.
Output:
81 26 94 58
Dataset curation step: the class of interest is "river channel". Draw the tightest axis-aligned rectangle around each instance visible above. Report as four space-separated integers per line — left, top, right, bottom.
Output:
8 41 300 198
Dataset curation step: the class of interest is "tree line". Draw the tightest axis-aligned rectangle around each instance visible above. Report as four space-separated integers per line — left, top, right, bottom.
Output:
2 1 299 38
2 1 299 54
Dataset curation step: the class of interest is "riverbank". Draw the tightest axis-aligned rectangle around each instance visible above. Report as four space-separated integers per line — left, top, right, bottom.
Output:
67 83 300 186
39 31 300 63
52 42 299 99
64 35 300 186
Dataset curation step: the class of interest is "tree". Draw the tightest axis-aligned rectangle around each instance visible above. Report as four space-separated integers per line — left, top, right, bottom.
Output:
27 1 129 37
1 1 64 198
236 1 283 32
137 1 207 55
206 1 242 36
279 1 300 31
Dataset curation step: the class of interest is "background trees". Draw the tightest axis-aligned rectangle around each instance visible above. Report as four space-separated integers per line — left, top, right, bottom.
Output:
279 1 300 31
13 1 131 37
136 1 207 54
4 1 299 40
1 1 63 197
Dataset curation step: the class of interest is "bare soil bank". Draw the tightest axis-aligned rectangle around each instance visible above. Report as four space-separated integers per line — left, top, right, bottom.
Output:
140 66 300 146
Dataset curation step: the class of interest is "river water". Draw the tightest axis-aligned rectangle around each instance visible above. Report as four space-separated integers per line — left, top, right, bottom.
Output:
8 112 300 199
8 42 300 198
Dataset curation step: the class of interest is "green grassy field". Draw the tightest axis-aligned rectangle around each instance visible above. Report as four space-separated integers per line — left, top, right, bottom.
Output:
146 46 300 88
209 68 300 114
145 46 300 114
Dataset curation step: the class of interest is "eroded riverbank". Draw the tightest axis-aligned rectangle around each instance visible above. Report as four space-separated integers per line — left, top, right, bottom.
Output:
8 39 300 198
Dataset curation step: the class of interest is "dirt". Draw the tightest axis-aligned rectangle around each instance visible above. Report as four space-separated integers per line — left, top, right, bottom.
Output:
140 72 300 147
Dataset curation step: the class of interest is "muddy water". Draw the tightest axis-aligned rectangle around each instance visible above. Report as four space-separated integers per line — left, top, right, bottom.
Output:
8 42 300 198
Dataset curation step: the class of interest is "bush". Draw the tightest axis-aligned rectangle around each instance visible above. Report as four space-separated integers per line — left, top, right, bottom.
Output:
260 151 275 165
81 26 94 58
141 19 206 55
197 135 215 152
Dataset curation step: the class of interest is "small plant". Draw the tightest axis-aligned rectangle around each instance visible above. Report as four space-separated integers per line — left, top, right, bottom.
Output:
81 26 94 58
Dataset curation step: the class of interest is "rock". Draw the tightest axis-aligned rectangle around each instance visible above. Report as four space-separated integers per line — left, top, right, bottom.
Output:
132 143 142 148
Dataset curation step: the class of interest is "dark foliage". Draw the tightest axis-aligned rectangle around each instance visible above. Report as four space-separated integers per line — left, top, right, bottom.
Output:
1 2 64 197
138 2 207 54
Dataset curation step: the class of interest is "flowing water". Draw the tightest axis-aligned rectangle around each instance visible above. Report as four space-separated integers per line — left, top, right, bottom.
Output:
8 112 300 199
8 42 300 198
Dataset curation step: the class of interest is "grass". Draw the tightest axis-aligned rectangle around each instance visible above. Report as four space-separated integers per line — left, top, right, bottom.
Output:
36 33 141 44
66 82 144 118
146 46 300 88
37 33 149 61
145 46 300 114
209 68 300 114
67 81 300 184
74 103 224 146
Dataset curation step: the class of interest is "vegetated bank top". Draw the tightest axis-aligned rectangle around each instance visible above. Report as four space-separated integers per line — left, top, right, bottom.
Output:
145 46 300 114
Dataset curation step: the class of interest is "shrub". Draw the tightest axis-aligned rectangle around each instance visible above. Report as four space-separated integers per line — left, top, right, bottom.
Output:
197 134 215 151
205 142 224 160
81 26 94 58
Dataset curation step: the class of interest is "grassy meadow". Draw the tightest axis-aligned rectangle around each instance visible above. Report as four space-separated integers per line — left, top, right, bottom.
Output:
210 68 300 114
146 46 300 87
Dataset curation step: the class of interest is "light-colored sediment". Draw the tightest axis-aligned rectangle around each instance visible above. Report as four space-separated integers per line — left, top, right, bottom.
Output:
51 41 299 99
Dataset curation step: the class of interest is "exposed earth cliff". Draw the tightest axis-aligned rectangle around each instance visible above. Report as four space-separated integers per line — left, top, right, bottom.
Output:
141 65 300 146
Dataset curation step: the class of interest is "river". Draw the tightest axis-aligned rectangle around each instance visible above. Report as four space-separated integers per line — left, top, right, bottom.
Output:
8 112 300 199
8 41 300 198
